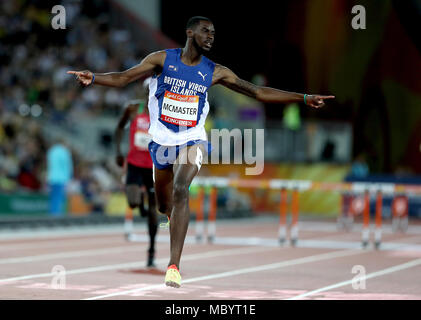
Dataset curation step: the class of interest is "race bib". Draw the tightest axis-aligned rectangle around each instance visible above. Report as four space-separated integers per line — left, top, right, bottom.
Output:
161 91 199 127
134 131 151 150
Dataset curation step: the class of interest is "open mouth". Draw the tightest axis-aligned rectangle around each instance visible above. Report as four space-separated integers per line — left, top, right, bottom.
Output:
204 41 213 49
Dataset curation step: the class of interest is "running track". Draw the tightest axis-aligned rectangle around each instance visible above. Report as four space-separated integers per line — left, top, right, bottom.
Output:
1 217 421 300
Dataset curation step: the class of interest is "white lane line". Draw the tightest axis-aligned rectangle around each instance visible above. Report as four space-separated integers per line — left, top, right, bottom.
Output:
4 232 421 265
0 225 129 241
0 234 272 264
0 236 124 252
0 246 144 265
0 246 272 284
84 248 368 300
287 258 421 300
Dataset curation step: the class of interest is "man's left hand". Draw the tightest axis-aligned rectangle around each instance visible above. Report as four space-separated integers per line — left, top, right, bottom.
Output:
305 95 335 108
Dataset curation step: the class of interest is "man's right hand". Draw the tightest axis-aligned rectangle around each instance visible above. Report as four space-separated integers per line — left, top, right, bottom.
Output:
116 154 125 167
67 70 94 87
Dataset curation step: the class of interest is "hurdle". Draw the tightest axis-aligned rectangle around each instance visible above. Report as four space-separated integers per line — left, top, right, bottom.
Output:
291 188 300 246
120 177 421 246
362 190 370 248
195 186 205 243
190 177 421 248
338 191 352 231
338 191 366 231
278 188 288 245
392 194 409 233
194 185 218 244
278 187 300 246
374 191 383 249
208 186 218 243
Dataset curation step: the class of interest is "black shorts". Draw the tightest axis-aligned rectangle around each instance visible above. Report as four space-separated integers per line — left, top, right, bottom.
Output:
126 163 154 192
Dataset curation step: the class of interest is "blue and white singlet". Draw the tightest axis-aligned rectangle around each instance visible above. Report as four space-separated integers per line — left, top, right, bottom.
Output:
148 48 216 146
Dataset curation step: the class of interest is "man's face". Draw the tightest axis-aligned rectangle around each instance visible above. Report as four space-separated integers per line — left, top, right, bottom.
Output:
191 20 215 52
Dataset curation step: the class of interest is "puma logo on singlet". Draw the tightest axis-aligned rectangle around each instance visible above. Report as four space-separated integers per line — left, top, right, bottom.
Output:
198 71 207 81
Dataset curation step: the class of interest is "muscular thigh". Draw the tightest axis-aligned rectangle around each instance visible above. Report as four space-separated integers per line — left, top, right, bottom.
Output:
154 144 204 213
173 144 204 186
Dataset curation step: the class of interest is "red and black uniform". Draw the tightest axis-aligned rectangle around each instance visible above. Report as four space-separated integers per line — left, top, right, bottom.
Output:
125 110 154 196
124 103 157 267
127 112 153 168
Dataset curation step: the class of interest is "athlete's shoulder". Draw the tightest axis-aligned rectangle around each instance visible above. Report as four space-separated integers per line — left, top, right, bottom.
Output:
214 63 230 72
143 50 167 66
162 48 182 62
155 50 168 57
212 63 235 83
202 55 216 68
164 48 180 54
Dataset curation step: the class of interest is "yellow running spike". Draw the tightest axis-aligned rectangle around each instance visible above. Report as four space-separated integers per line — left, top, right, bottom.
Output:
165 264 181 288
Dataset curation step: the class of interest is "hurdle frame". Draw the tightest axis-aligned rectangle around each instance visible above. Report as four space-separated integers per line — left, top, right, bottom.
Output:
191 176 421 249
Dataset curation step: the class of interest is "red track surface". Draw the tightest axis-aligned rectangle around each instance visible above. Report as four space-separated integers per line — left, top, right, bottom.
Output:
1 217 421 300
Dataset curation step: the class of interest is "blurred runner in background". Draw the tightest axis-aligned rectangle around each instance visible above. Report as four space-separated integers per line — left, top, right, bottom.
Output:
115 79 157 268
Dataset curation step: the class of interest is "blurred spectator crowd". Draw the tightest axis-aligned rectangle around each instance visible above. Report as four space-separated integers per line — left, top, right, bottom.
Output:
0 0 146 120
0 0 145 212
0 111 123 214
0 114 46 192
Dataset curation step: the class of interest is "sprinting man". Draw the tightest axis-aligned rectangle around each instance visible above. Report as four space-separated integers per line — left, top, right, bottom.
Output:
68 16 335 288
115 80 157 268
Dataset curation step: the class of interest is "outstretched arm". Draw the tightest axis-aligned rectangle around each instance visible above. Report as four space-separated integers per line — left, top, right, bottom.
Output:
212 64 335 108
67 51 166 88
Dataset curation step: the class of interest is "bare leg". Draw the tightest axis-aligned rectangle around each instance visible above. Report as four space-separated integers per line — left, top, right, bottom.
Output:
146 186 158 264
126 182 158 266
168 144 204 269
153 166 174 218
126 184 141 209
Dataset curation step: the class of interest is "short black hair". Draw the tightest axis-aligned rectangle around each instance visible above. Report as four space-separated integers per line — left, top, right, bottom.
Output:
186 16 213 30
